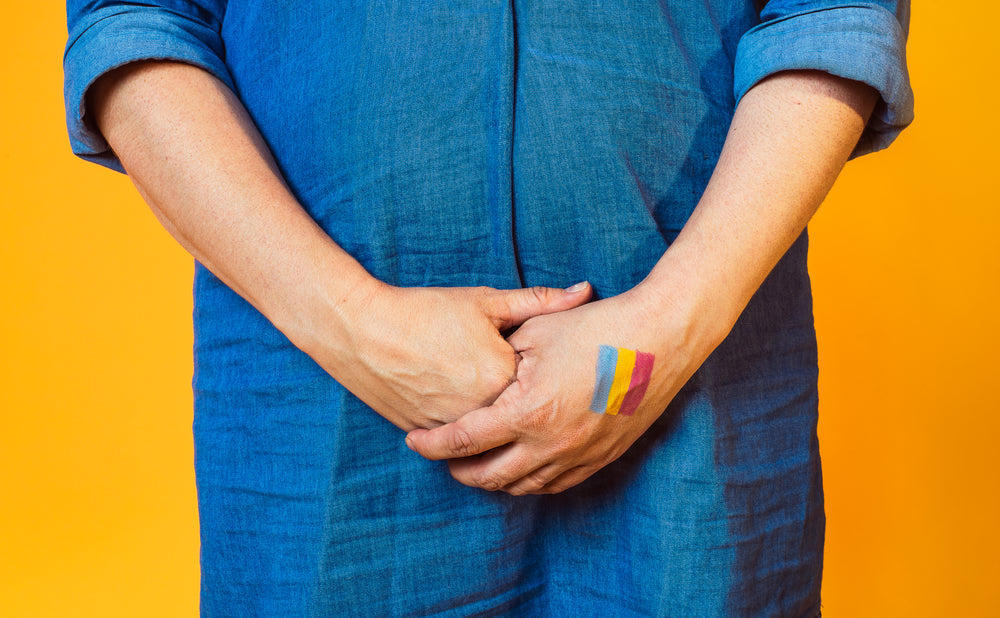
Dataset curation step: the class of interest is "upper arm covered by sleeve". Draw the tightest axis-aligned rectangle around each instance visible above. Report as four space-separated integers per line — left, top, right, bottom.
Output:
64 1 232 172
735 0 914 158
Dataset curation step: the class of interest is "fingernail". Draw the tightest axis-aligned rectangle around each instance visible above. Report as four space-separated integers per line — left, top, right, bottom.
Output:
565 281 588 293
404 434 415 451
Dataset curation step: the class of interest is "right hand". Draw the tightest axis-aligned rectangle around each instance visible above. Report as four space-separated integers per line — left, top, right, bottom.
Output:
85 62 591 432
292 281 592 431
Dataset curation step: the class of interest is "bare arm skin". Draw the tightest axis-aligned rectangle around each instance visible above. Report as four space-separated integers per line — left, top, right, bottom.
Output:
89 60 591 431
406 70 879 494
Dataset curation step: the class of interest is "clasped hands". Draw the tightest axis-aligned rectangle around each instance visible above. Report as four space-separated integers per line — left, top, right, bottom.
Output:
297 278 700 496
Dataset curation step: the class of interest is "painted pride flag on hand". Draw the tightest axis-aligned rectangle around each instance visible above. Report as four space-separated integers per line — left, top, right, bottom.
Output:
588 345 655 416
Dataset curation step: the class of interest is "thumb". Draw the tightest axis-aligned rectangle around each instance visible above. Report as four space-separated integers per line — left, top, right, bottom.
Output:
487 281 591 330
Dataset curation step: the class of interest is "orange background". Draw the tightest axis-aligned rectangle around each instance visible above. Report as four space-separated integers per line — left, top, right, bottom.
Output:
2 3 997 615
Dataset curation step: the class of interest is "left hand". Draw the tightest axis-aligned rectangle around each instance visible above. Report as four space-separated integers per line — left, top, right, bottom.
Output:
408 70 879 495
404 282 720 495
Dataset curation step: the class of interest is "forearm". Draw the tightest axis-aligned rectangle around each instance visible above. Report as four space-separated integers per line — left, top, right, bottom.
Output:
89 61 593 428
639 70 878 348
89 61 376 348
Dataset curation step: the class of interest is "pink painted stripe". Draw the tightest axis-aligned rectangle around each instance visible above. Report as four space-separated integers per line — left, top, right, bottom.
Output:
617 351 654 416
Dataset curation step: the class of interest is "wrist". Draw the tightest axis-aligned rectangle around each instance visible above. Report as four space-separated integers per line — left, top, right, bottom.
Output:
630 240 747 356
266 238 385 359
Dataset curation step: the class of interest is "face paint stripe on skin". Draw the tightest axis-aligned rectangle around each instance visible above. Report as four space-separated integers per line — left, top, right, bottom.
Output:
617 351 654 416
605 348 636 416
588 346 655 415
588 345 618 414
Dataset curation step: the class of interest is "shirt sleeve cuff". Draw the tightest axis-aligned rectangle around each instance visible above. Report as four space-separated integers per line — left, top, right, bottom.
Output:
734 5 914 158
63 6 235 173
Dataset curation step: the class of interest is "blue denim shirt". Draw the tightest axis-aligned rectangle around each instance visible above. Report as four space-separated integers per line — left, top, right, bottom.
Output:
64 2 912 616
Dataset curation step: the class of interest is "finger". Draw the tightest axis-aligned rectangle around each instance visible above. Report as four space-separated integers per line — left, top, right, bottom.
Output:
405 403 516 461
448 444 549 493
501 463 565 496
533 465 598 495
486 281 591 330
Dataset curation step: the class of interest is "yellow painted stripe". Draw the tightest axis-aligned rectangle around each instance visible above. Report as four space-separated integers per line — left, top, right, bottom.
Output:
605 347 636 415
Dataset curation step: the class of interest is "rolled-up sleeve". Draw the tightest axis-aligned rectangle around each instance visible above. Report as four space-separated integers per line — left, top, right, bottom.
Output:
735 0 914 157
64 1 231 172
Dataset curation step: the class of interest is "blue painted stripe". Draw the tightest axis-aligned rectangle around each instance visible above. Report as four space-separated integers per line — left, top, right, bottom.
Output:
588 345 618 413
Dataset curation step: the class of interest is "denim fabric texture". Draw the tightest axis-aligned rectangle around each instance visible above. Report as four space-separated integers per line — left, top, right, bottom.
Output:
64 2 913 616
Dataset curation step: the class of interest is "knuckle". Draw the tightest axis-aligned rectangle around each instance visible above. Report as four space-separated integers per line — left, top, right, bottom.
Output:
484 367 515 396
539 483 567 495
488 296 513 327
447 426 479 457
542 466 596 494
475 472 504 492
520 472 548 494
475 460 523 492
477 287 499 309
528 285 550 305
